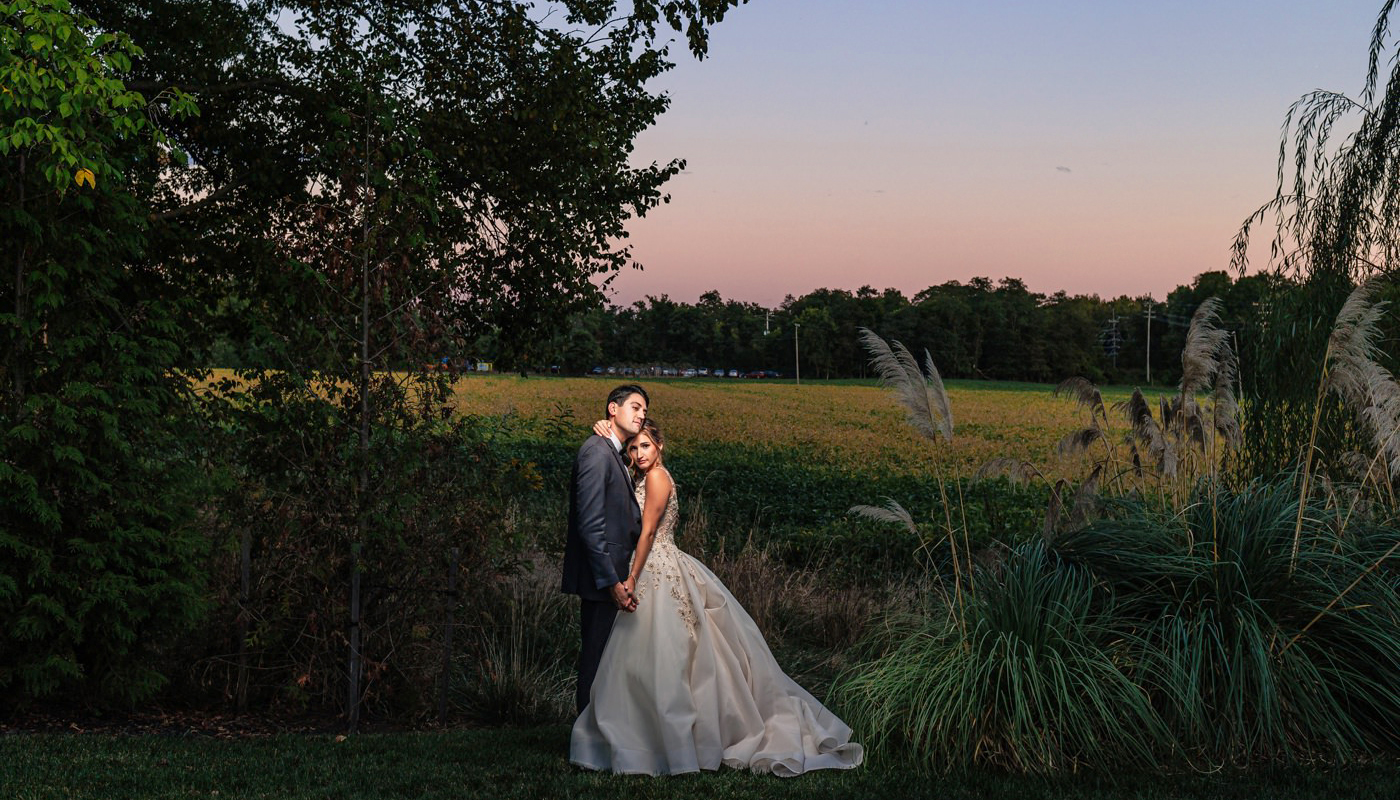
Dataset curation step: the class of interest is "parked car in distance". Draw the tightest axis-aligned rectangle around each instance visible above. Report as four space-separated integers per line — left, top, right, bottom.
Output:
590 366 603 374
682 368 697 377
726 369 740 378
697 367 709 376
744 370 765 379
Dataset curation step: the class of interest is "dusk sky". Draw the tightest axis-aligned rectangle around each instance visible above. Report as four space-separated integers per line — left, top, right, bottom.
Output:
606 0 1386 309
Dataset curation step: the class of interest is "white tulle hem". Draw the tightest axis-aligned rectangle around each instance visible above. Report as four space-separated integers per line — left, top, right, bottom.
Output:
569 548 863 777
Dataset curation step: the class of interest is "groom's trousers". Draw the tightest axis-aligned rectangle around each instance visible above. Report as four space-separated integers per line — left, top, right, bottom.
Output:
577 599 619 714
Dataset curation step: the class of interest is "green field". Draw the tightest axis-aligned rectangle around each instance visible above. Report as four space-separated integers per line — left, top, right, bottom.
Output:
447 373 1130 480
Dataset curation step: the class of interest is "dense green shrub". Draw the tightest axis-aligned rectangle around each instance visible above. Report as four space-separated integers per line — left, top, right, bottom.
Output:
837 480 1400 772
835 541 1164 773
179 373 543 717
1056 482 1400 763
0 0 206 705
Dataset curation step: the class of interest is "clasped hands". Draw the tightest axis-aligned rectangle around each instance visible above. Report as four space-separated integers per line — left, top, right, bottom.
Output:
611 577 639 612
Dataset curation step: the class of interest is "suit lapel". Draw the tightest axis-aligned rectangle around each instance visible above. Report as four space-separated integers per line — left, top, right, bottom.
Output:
613 445 630 482
611 444 638 508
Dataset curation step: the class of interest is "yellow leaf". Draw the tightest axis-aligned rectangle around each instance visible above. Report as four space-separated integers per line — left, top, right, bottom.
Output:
74 168 95 188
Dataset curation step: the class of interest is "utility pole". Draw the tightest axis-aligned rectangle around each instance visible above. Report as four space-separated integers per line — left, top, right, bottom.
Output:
1100 314 1122 368
793 322 801 386
1144 299 1154 385
764 310 770 335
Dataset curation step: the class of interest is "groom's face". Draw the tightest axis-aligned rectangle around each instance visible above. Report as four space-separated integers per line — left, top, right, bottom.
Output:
609 392 647 438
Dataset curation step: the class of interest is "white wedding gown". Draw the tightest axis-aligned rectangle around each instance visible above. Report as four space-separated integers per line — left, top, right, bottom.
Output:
570 469 863 776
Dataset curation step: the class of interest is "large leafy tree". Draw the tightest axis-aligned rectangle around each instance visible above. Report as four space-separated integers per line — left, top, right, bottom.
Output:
1231 2 1400 477
140 0 747 724
77 0 749 356
3 0 749 713
0 0 204 703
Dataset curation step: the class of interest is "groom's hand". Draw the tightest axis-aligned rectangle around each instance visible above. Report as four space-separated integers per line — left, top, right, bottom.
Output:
610 581 635 612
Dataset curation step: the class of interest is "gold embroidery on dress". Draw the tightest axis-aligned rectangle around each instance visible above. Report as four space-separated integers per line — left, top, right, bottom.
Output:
631 470 699 638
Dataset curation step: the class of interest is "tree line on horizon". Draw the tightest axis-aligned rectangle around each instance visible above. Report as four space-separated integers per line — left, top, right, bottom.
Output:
512 271 1272 385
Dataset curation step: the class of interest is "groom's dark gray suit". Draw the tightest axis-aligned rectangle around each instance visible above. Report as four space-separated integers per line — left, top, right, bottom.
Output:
562 433 642 713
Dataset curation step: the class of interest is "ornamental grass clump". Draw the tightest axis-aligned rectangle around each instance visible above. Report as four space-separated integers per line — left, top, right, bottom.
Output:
839 314 1400 773
1056 481 1400 764
1043 297 1241 506
835 541 1165 773
841 479 1400 772
452 572 574 725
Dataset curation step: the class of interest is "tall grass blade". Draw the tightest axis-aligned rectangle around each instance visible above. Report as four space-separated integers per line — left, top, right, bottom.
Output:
849 498 919 537
858 327 952 443
1180 297 1228 397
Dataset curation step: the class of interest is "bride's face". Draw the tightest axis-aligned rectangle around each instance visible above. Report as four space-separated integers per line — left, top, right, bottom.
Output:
627 432 662 472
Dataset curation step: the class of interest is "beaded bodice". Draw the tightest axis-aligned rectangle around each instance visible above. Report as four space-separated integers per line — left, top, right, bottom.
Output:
632 467 698 637
635 470 680 547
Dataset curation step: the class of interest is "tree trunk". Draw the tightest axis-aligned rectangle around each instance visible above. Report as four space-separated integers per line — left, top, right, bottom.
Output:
12 153 26 401
236 526 251 713
347 99 373 735
438 546 459 724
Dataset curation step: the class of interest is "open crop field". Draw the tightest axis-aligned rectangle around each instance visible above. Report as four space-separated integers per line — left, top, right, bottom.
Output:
449 375 1130 479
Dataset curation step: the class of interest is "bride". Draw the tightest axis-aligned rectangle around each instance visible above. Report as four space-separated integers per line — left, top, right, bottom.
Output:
570 417 863 777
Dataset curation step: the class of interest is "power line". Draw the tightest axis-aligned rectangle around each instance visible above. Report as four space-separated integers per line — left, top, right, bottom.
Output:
1098 315 1123 365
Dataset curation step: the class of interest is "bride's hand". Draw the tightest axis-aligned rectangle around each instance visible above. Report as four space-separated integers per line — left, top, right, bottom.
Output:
592 419 612 437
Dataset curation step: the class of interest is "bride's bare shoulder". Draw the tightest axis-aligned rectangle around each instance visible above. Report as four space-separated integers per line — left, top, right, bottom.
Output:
644 466 673 494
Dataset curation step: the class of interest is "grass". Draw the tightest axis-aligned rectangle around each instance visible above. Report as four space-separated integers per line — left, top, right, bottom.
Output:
836 480 1400 773
444 373 1135 479
3 727 1399 800
198 371 1146 481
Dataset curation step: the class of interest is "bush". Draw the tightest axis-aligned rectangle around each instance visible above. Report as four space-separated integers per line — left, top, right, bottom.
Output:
835 541 1163 773
837 479 1400 772
0 0 205 706
1056 481 1400 763
177 373 544 718
451 567 575 726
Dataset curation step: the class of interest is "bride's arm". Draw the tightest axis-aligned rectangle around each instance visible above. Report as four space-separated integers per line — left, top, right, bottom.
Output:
628 468 673 592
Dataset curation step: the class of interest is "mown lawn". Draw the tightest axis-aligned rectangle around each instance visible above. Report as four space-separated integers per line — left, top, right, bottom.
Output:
3 726 1398 800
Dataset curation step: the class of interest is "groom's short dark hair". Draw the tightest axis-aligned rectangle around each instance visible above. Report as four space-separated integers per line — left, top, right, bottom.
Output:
606 384 648 417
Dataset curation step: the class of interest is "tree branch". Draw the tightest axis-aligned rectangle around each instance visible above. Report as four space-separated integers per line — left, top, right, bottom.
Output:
149 175 249 222
125 77 290 96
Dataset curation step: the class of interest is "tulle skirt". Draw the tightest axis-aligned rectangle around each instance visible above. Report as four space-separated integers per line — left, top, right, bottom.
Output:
569 547 863 776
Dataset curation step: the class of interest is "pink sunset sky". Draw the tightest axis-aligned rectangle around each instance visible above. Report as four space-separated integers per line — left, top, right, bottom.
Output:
606 0 1385 309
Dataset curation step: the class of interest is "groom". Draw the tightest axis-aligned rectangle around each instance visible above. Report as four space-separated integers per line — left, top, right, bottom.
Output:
562 384 648 714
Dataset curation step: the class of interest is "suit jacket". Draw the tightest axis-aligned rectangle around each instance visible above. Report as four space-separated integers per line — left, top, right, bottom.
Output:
562 434 642 601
